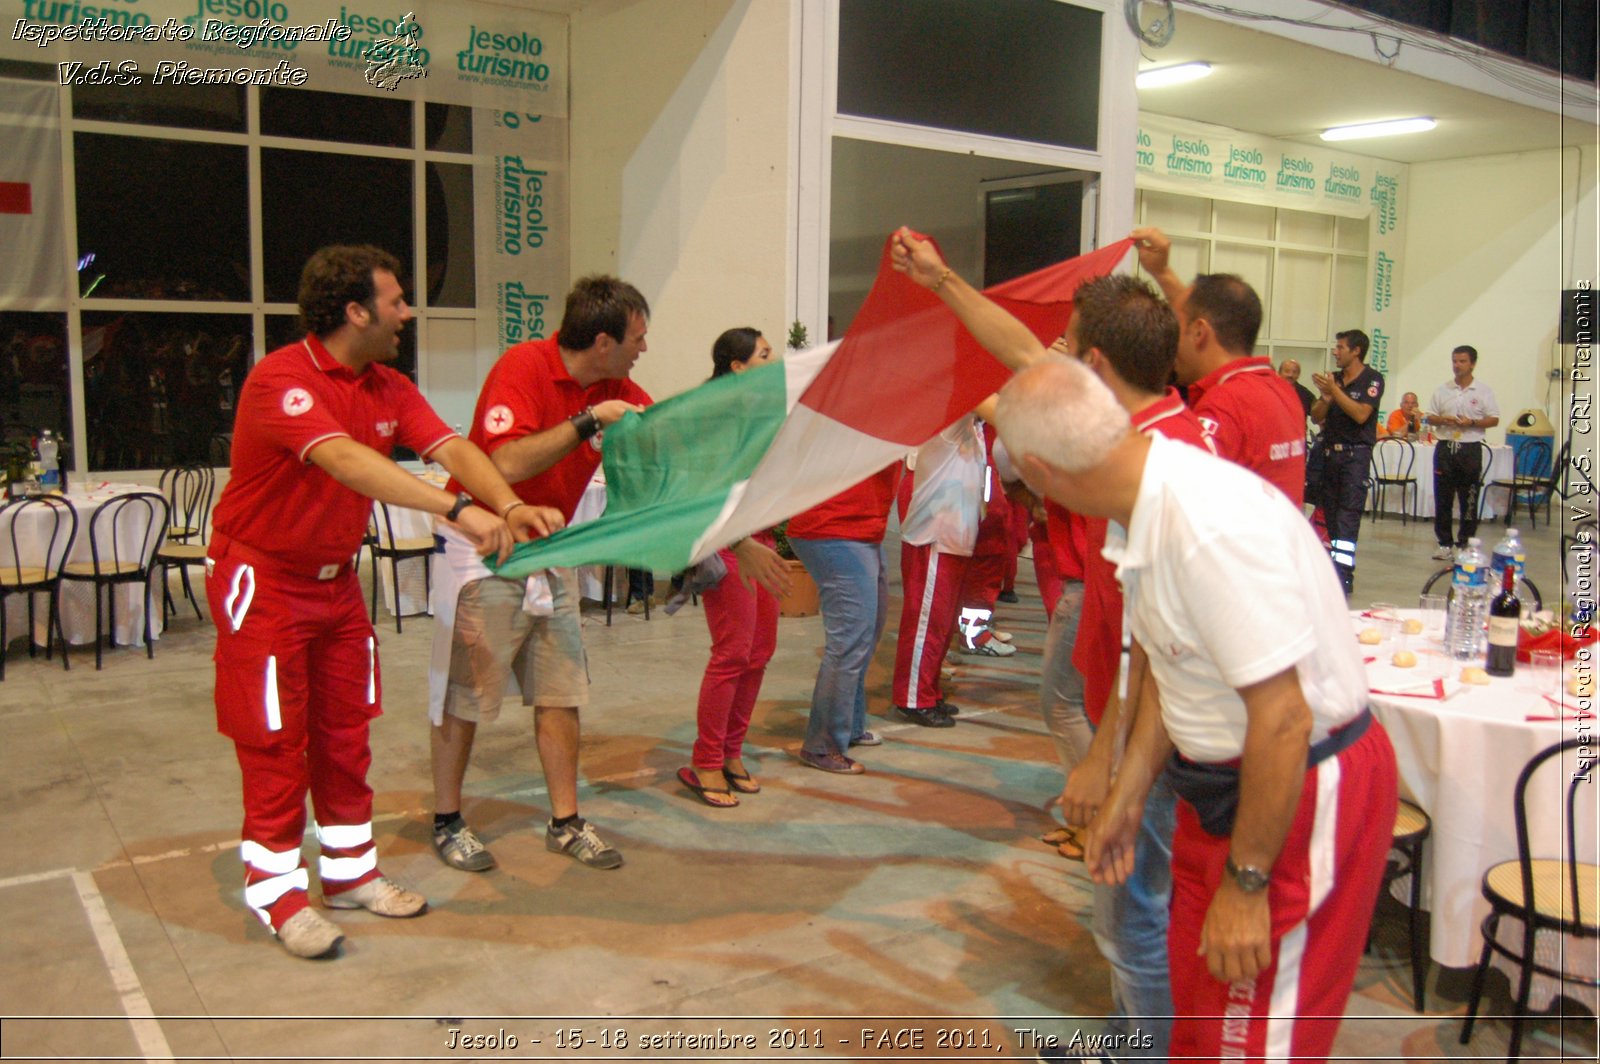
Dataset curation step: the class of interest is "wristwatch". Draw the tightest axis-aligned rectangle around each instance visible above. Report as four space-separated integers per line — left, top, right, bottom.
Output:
1225 855 1270 893
445 491 473 523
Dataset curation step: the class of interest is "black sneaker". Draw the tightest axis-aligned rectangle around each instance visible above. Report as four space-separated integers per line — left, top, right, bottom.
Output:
998 589 1020 603
937 698 961 717
895 704 955 728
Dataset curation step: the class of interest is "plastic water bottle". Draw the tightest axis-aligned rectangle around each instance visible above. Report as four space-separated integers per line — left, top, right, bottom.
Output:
1490 527 1524 590
1447 537 1492 660
36 429 59 491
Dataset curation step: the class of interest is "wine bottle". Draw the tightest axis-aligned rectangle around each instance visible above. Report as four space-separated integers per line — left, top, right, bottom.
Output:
1485 563 1521 677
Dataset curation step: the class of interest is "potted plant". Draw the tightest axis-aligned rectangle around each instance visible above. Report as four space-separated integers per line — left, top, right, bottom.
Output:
770 522 819 618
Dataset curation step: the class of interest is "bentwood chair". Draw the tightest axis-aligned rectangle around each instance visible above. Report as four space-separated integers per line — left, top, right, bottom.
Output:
1489 438 1554 529
1367 438 1418 524
1383 799 1433 1011
0 495 78 679
156 464 216 621
370 501 434 634
60 491 169 669
1419 567 1542 614
1460 739 1599 1061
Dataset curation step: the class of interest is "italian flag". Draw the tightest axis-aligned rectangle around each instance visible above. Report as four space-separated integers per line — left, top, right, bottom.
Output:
491 235 1134 579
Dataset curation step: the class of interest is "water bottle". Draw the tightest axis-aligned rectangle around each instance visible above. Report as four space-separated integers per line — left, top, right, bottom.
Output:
37 429 59 491
1446 537 1492 660
1490 527 1524 590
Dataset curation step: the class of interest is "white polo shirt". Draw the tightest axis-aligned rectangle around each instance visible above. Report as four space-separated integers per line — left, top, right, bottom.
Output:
1102 434 1368 762
1429 378 1499 444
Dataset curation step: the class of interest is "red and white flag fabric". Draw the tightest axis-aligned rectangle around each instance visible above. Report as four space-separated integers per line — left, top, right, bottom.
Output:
492 235 1135 578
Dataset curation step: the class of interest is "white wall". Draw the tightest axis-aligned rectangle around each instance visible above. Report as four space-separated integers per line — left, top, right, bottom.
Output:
1393 147 1598 433
569 0 790 401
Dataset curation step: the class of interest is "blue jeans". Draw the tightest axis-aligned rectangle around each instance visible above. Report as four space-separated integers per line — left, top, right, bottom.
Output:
789 537 887 757
1091 769 1177 1061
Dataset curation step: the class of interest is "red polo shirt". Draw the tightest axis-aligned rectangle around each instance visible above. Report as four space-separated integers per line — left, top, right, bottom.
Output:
449 334 652 521
1187 355 1307 506
1073 390 1212 724
786 463 903 543
212 335 456 567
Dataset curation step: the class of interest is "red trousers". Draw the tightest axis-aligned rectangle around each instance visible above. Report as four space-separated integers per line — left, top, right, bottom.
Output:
207 535 383 931
893 543 968 708
693 547 778 770
1167 724 1396 1062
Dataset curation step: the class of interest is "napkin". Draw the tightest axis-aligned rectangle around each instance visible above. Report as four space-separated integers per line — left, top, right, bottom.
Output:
1366 659 1449 698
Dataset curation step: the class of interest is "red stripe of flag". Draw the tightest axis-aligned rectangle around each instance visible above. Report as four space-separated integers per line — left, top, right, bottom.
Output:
799 235 1135 447
0 182 32 215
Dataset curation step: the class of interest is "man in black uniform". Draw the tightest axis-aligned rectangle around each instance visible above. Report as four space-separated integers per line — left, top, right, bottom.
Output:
1310 329 1383 594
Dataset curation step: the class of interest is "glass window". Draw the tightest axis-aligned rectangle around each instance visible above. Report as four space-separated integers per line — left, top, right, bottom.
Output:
80 312 250 468
426 103 472 152
0 312 72 455
261 149 414 303
426 162 475 307
838 0 1101 150
260 87 412 148
74 133 249 301
72 83 246 132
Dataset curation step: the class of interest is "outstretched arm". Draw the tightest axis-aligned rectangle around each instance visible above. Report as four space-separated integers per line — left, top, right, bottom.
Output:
889 228 1049 371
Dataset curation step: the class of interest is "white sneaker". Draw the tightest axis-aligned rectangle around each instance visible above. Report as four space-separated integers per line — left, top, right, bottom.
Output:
988 626 1014 643
276 907 343 959
1431 546 1454 561
324 876 427 917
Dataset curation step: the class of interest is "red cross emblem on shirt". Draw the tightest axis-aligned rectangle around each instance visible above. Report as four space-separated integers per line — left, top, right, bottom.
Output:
282 388 313 416
484 405 514 435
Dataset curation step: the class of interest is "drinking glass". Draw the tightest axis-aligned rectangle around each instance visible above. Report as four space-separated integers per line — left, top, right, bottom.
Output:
1370 602 1401 645
1417 594 1448 643
1528 649 1563 701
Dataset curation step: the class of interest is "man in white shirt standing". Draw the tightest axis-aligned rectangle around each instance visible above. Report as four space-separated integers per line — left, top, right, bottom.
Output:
995 356 1397 1063
1426 345 1500 560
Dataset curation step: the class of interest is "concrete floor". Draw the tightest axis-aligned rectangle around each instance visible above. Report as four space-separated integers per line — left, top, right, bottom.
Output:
0 503 1594 1062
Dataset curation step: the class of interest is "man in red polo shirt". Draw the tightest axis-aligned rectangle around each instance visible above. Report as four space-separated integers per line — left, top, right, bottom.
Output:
208 245 558 959
427 276 650 875
1131 226 1307 506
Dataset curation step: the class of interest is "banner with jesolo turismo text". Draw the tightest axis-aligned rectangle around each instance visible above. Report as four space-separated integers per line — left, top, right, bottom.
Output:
1137 112 1408 377
477 108 566 356
0 0 566 113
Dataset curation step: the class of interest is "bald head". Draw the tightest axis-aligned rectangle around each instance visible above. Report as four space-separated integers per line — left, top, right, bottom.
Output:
1278 360 1301 381
996 356 1131 476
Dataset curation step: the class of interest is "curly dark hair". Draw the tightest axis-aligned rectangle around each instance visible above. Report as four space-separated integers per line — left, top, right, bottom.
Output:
558 275 650 351
1072 274 1178 394
298 245 403 337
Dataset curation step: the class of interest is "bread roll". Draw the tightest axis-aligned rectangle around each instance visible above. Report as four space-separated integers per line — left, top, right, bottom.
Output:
1358 627 1381 645
1391 650 1417 668
1402 618 1424 635
1460 667 1491 685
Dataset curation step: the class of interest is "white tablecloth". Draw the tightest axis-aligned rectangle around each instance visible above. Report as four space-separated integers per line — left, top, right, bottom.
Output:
1 484 166 649
1359 610 1596 1004
1370 442 1514 519
377 473 609 618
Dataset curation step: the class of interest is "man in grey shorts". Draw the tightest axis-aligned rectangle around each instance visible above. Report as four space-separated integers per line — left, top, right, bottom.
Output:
427 276 652 873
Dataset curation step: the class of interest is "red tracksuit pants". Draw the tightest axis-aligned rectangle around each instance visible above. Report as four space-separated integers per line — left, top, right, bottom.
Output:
1167 723 1397 1062
207 536 384 932
892 542 969 708
693 546 779 770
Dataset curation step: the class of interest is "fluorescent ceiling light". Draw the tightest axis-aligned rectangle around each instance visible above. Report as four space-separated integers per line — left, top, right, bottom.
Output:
1136 62 1212 89
1321 117 1437 141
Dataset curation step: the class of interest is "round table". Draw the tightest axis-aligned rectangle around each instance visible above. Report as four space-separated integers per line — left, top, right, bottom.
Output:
1 484 166 649
1357 609 1596 1006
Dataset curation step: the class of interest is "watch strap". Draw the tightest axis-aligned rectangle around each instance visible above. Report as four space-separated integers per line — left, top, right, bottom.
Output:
445 492 473 523
1225 854 1270 893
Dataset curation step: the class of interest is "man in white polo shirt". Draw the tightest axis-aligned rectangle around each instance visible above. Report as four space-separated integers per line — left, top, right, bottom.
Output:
1425 344 1500 560
995 356 1397 1063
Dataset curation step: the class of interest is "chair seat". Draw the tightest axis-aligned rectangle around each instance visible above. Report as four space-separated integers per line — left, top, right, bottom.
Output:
1484 858 1600 929
156 543 208 561
378 538 435 553
1393 799 1430 840
62 561 149 578
168 525 200 539
0 566 57 587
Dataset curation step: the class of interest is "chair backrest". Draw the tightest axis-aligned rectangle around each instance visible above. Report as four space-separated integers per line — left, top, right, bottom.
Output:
159 464 215 541
373 500 424 551
1371 437 1414 479
83 491 170 576
1468 440 1496 489
1419 565 1541 611
1511 738 1594 929
1544 437 1573 494
0 495 78 586
1512 438 1553 481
